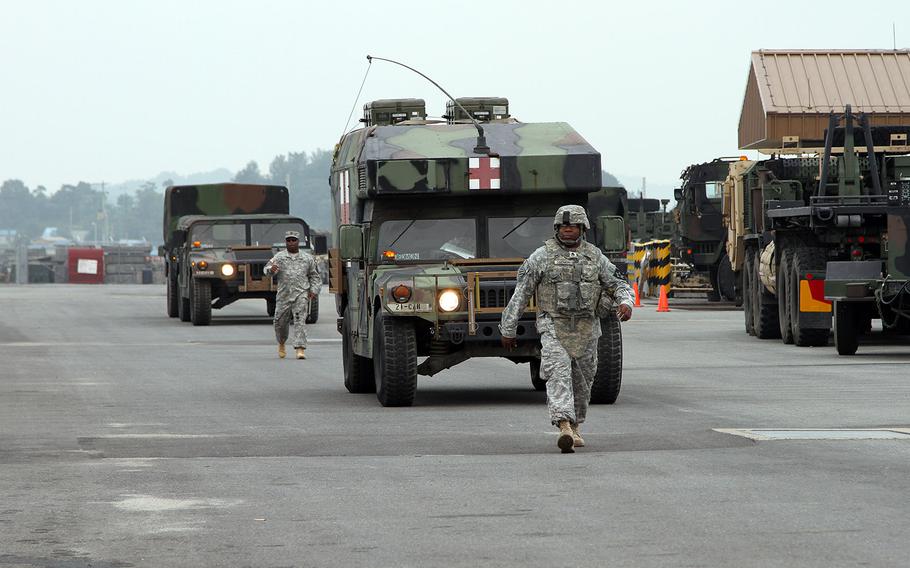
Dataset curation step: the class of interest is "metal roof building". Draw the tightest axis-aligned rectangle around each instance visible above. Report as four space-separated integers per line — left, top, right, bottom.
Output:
738 50 910 150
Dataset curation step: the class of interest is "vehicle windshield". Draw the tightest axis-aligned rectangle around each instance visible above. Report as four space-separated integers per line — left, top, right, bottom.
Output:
251 222 308 247
488 216 552 258
376 219 476 261
190 223 246 247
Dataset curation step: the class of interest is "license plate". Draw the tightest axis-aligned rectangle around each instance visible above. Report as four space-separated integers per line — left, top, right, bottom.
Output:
390 302 431 312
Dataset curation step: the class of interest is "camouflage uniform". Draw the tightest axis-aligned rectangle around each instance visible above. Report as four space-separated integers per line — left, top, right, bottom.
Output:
265 249 322 349
500 210 633 427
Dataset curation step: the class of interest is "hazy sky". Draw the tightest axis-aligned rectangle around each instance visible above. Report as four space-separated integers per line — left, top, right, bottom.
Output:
3 0 910 198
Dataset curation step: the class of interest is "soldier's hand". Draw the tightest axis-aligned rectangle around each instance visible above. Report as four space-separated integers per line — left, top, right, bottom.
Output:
501 336 518 350
617 304 632 322
269 265 279 274
308 292 317 300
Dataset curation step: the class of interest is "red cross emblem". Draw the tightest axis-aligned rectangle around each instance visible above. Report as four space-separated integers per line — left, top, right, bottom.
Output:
468 157 500 190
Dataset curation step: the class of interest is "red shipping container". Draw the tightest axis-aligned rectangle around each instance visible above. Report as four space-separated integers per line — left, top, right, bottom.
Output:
68 248 105 284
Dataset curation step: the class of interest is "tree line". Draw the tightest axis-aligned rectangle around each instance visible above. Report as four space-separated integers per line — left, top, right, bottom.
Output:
0 149 334 244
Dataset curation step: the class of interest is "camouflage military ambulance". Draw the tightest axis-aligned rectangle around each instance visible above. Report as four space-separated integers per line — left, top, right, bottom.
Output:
161 183 325 325
330 97 626 406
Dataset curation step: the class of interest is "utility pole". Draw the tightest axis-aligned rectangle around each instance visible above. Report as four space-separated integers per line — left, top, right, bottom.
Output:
15 233 28 284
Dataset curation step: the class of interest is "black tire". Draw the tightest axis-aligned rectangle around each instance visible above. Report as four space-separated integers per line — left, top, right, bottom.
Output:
590 313 623 404
752 247 780 339
777 248 794 344
716 253 737 301
790 246 830 347
177 282 191 322
530 358 546 391
342 308 375 394
305 295 319 324
190 278 212 326
266 298 276 318
166 272 179 318
834 301 859 355
743 247 756 335
373 313 418 407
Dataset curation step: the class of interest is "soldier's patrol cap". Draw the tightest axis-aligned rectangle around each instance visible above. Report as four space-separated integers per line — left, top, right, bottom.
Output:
284 230 301 240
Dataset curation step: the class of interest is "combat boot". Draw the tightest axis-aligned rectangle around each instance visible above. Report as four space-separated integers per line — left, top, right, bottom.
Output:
278 343 286 359
556 420 575 453
571 423 585 447
296 348 306 360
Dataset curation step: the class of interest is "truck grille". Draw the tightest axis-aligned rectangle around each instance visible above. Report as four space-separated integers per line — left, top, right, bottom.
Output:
248 262 267 279
478 281 516 308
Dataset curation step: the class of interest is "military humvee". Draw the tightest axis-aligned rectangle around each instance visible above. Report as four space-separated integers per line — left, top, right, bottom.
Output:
330 97 626 406
169 214 323 325
161 183 326 325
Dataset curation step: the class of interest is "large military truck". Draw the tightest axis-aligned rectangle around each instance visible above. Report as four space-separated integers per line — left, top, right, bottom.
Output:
330 97 627 406
728 110 910 347
726 50 910 349
672 159 739 301
161 183 324 325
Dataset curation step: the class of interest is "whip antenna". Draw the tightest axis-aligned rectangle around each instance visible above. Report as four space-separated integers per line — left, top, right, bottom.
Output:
339 58 373 141
366 55 490 155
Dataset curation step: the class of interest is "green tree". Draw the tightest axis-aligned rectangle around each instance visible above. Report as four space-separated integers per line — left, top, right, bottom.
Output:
233 161 267 184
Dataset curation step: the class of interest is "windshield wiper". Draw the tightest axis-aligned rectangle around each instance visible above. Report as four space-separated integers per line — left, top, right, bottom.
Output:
388 220 417 248
500 209 541 240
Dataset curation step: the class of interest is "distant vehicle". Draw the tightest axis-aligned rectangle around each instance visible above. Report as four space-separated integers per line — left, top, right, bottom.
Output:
160 183 326 325
672 159 740 302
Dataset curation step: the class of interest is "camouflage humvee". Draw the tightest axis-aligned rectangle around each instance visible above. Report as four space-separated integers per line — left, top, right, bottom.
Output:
161 183 326 325
330 97 626 406
169 214 323 325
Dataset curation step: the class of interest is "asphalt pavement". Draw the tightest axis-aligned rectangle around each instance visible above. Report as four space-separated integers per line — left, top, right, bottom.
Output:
1 285 909 567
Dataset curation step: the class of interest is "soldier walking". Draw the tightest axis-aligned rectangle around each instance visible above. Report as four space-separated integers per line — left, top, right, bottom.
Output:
265 231 322 360
500 205 633 453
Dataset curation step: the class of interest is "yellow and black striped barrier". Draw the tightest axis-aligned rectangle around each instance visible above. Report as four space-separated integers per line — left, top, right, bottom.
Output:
628 240 672 297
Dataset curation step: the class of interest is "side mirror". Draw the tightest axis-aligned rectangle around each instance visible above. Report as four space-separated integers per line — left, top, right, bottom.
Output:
312 234 328 256
174 230 187 247
339 224 364 260
674 187 683 201
598 216 626 253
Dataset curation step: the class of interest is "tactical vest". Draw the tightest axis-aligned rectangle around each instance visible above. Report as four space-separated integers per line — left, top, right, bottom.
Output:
536 239 602 319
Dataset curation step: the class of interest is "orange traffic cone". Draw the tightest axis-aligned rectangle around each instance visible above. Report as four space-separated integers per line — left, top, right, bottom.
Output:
656 284 671 312
633 282 642 307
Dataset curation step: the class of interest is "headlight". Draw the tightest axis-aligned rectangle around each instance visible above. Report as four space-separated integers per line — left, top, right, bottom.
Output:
221 264 235 277
438 289 460 312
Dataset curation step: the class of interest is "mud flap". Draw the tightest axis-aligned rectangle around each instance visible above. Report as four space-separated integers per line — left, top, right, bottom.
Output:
797 274 832 330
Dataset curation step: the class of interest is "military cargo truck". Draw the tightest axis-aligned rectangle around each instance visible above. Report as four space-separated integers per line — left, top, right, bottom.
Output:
720 50 910 349
672 159 739 301
627 197 674 242
727 107 910 347
161 183 324 325
330 97 627 406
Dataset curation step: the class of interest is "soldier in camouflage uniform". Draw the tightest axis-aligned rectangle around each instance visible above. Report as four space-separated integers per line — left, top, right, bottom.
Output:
265 231 322 360
500 205 633 453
